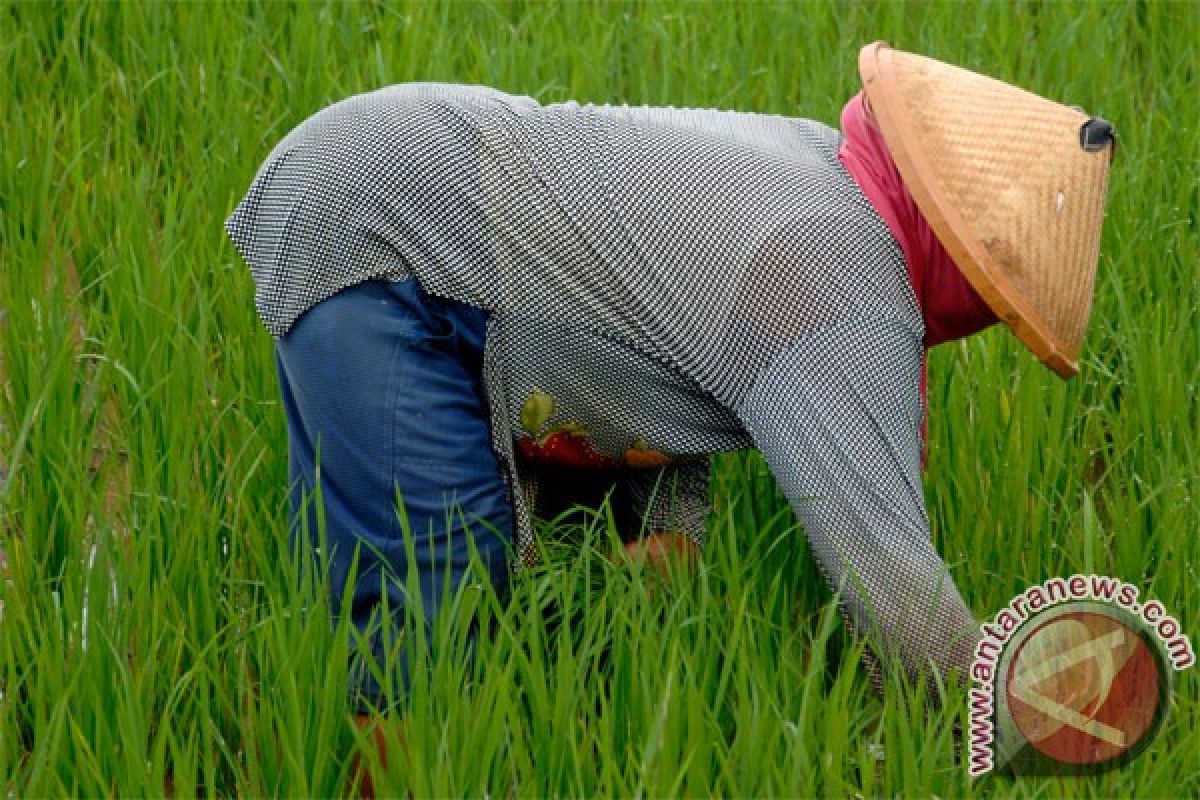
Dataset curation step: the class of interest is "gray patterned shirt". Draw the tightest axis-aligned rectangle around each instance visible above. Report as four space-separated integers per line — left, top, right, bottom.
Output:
226 83 979 679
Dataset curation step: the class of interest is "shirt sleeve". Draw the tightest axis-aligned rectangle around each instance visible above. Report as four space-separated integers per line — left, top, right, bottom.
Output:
622 459 712 549
737 317 979 683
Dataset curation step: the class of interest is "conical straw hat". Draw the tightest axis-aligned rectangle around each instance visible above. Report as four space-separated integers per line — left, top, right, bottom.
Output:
858 41 1115 378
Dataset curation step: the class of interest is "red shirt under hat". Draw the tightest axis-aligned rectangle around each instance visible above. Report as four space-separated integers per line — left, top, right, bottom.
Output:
838 91 1000 460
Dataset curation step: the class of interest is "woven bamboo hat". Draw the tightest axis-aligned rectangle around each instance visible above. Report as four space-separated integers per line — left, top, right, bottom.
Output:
858 41 1115 378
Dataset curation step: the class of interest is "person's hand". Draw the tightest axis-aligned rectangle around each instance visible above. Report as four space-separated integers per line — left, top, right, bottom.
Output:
619 530 698 578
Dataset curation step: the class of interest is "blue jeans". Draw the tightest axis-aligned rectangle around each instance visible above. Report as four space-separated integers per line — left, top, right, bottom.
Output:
275 279 513 709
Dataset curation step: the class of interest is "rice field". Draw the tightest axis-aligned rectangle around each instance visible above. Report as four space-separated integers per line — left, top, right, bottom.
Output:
1 1 1196 796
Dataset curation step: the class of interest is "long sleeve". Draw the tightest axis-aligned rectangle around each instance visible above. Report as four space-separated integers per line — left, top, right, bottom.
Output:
511 459 711 550
737 316 979 684
622 459 712 548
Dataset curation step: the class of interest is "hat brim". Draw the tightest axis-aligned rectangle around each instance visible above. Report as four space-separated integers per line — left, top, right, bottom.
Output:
858 41 1080 378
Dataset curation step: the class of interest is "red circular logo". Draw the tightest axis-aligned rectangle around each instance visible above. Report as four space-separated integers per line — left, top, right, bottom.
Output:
1004 609 1164 766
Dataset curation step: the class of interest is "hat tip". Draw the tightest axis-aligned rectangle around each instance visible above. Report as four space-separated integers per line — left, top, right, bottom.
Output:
1045 351 1079 379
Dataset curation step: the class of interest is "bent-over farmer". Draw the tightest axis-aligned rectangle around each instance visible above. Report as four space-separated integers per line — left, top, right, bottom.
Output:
225 41 1114 736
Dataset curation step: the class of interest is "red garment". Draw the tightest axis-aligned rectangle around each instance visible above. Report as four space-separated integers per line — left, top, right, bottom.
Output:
838 91 998 345
838 91 999 462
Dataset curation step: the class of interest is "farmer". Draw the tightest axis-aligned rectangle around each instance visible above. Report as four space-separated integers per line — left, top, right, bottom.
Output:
226 41 1114 719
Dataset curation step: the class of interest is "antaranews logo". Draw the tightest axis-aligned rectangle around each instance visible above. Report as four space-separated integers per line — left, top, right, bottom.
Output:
967 574 1194 777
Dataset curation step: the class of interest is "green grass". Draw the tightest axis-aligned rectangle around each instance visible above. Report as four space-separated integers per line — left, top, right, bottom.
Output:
1 0 1196 796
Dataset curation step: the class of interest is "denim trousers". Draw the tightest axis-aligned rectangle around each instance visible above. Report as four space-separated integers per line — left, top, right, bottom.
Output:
274 279 513 709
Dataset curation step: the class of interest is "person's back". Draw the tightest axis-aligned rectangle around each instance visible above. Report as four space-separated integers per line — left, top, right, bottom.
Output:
227 82 919 407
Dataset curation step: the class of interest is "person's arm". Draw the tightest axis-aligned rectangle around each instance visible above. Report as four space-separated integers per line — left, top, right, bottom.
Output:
622 459 711 549
513 459 710 570
738 316 979 687
617 460 711 571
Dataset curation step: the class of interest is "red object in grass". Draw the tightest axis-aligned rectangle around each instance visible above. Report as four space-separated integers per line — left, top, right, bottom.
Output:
516 429 621 469
516 389 622 469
